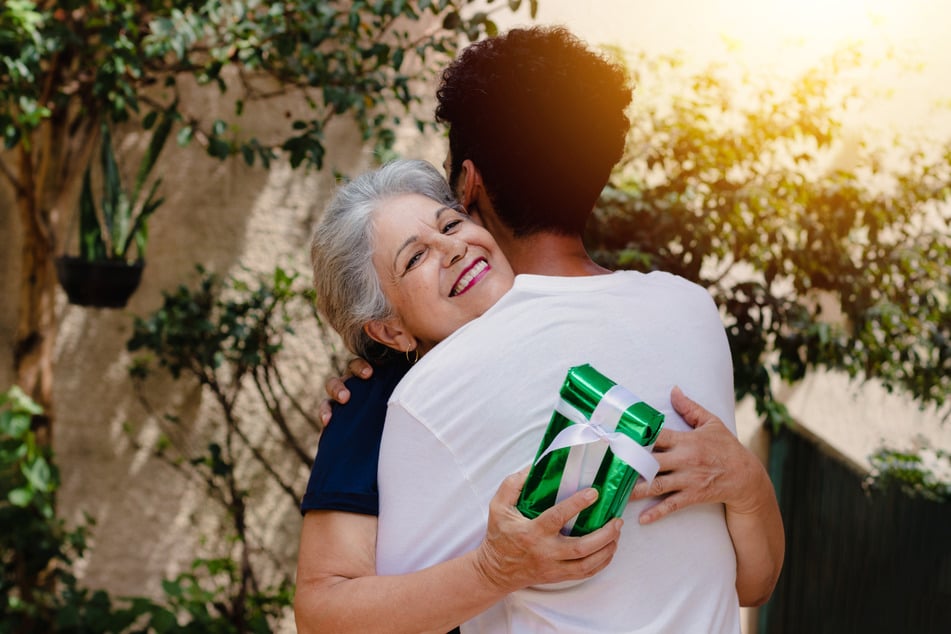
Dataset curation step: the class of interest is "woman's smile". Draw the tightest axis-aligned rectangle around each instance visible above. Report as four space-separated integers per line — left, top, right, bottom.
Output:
450 258 490 297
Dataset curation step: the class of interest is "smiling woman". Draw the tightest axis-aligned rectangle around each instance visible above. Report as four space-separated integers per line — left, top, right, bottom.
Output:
310 159 515 362
366 193 514 356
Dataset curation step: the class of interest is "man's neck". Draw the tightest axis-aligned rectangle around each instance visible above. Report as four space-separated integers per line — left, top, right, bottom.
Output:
502 232 612 277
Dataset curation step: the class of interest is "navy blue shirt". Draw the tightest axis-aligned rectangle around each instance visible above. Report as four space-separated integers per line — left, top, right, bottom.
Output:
299 358 462 634
300 359 409 516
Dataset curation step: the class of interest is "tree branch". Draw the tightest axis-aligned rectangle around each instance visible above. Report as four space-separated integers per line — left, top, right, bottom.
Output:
0 157 24 196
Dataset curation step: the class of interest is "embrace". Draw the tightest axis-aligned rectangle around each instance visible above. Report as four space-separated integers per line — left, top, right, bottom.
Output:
295 26 784 634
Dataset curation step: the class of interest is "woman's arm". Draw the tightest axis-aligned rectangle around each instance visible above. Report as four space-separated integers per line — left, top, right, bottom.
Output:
629 387 785 607
295 470 623 634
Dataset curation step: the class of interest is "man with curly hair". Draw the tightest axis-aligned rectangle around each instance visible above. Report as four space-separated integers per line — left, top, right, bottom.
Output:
370 26 783 632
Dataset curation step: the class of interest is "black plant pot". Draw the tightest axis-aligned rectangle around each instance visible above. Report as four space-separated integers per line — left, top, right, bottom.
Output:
55 256 145 308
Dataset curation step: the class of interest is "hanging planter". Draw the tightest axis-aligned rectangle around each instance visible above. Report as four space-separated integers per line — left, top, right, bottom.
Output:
58 113 172 309
55 256 144 308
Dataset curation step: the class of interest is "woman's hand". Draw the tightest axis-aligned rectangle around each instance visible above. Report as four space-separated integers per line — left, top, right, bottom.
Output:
475 469 623 593
629 386 784 606
630 386 761 522
319 357 375 425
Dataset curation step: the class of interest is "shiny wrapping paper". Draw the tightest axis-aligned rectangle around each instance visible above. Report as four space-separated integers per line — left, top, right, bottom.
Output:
516 364 665 536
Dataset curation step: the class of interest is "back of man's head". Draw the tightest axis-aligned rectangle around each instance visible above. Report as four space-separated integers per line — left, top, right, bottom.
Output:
436 26 632 237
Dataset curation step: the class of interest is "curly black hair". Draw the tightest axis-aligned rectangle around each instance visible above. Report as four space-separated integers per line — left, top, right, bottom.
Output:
435 26 632 236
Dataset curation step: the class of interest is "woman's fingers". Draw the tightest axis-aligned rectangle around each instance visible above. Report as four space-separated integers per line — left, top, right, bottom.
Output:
480 474 623 591
670 385 718 429
347 357 374 379
534 487 599 535
493 468 530 507
323 358 374 406
324 375 350 404
318 399 334 426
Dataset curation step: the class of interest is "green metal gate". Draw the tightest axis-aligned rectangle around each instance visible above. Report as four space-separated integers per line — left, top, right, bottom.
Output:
760 424 951 633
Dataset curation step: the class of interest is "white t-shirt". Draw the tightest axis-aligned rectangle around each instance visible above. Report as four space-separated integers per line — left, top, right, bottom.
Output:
377 271 741 633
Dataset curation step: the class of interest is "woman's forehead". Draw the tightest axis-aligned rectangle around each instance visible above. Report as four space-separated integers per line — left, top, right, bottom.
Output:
376 193 454 224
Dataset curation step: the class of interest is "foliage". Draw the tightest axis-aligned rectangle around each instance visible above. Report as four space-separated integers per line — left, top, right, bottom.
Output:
865 445 951 503
586 48 951 429
1 0 538 452
78 114 174 262
0 0 532 170
1 385 296 633
126 265 336 630
0 387 128 633
1 385 63 631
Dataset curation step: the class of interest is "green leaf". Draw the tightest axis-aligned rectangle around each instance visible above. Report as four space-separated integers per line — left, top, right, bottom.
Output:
99 123 122 250
8 487 33 507
22 455 52 490
130 106 174 212
442 11 461 29
78 166 107 261
177 125 194 146
208 137 231 159
0 410 31 437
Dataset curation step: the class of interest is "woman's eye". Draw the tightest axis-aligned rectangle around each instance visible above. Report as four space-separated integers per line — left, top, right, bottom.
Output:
442 219 463 233
404 251 423 272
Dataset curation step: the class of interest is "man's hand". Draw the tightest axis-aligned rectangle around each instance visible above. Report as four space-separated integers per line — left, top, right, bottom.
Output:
319 358 374 425
475 469 622 593
630 386 764 524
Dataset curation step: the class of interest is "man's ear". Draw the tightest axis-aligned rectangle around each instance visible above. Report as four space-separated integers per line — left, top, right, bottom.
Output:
459 159 483 208
459 159 488 226
364 318 416 354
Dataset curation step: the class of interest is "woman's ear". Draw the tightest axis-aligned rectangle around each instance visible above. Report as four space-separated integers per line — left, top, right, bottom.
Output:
364 318 416 354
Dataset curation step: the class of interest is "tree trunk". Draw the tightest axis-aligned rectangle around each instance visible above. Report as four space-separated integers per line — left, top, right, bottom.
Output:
13 143 57 448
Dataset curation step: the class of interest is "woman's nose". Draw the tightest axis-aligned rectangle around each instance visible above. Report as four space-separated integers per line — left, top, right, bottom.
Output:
437 234 467 266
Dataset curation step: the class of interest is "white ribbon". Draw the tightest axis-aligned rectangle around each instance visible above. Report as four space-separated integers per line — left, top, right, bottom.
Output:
536 384 660 532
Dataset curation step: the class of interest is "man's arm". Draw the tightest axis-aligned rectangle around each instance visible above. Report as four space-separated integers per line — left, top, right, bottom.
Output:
630 387 785 607
295 471 623 634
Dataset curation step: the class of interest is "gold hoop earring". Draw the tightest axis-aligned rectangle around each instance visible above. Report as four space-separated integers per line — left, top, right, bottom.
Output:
405 347 419 364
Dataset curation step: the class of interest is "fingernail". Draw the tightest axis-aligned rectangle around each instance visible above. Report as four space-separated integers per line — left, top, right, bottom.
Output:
360 368 370 377
584 488 598 501
614 518 624 531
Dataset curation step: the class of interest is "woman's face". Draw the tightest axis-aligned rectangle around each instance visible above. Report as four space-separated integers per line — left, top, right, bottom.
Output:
368 193 514 356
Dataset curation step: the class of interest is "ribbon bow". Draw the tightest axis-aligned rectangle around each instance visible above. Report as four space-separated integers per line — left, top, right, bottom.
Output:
536 384 660 485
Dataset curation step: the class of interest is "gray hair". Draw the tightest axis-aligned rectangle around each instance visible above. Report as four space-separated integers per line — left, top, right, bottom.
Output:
310 159 459 361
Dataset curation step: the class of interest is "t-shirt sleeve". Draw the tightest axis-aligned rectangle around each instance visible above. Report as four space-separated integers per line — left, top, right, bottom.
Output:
299 359 409 516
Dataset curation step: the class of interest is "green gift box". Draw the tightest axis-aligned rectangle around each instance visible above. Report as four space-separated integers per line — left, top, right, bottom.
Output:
516 364 665 536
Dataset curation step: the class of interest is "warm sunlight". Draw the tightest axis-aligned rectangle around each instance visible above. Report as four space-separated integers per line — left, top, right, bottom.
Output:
722 0 911 55
493 0 951 137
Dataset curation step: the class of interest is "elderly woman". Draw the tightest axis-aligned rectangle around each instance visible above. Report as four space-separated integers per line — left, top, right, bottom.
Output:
294 159 623 634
